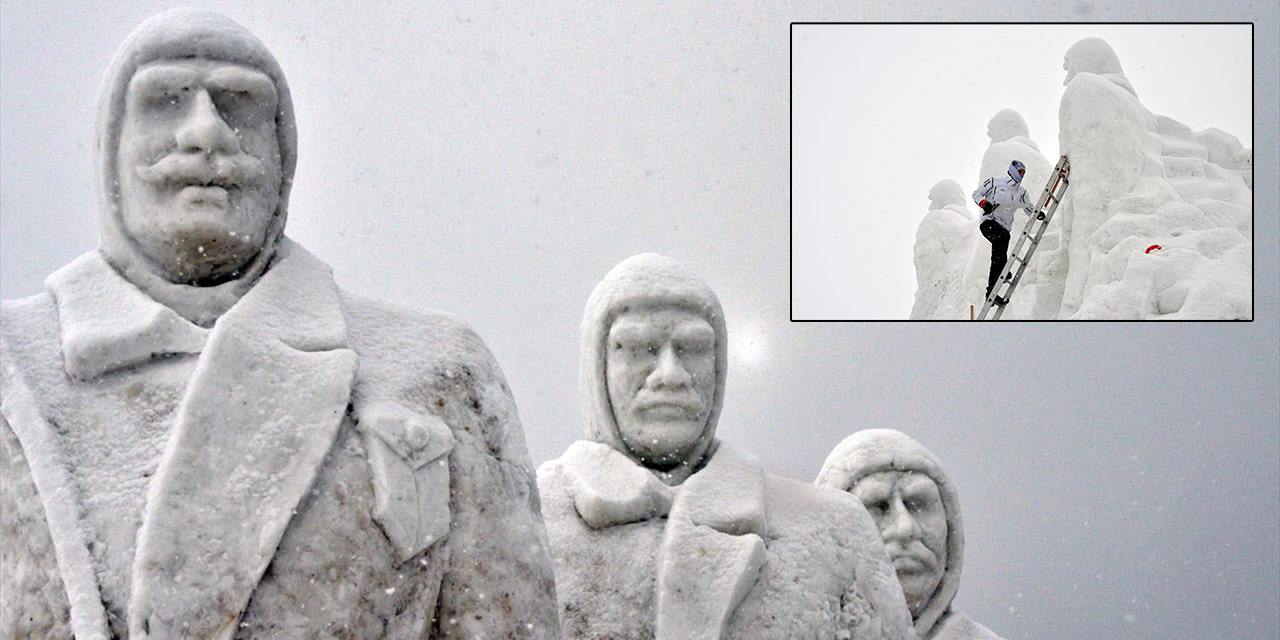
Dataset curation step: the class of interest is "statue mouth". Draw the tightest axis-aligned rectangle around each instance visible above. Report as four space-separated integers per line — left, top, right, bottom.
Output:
176 184 231 208
634 397 702 419
888 548 937 574
136 152 265 191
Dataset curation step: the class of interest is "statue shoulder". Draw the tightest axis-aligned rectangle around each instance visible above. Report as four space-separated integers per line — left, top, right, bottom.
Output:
1 292 62 380
340 291 497 372
764 472 869 529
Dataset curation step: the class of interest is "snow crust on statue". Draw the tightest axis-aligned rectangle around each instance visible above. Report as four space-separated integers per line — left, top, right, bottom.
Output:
911 181 975 319
0 9 558 639
537 254 915 640
816 430 1003 640
1056 37 1251 319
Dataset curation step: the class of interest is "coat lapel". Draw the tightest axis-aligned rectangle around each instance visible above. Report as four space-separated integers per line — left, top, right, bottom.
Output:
655 441 768 640
127 240 358 640
0 350 111 640
561 440 674 528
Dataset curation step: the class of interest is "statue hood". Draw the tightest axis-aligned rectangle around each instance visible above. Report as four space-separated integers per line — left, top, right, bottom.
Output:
928 180 967 211
815 429 964 639
986 109 1029 143
1063 37 1137 98
95 8 297 324
579 253 728 474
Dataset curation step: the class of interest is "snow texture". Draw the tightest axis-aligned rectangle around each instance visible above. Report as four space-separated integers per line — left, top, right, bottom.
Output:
538 254 915 639
911 38 1252 320
816 429 1003 640
0 8 558 639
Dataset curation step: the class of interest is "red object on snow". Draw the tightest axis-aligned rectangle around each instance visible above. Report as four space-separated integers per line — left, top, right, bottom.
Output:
1145 244 1162 254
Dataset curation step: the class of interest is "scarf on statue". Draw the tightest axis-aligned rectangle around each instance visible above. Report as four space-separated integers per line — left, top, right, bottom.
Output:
32 239 358 640
559 439 769 640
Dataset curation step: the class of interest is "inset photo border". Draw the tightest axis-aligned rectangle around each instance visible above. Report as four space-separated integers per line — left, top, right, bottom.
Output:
790 23 1254 321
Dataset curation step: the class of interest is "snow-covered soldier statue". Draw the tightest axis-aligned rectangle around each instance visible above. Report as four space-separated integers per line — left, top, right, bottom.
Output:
972 160 1033 302
0 9 558 639
816 430 1004 640
536 253 915 640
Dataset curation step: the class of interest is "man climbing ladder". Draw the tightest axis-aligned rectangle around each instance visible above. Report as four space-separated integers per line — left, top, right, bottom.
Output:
975 155 1072 320
973 160 1032 304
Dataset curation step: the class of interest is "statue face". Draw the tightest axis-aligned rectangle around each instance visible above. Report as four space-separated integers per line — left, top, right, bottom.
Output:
117 59 282 284
853 470 948 617
606 307 717 470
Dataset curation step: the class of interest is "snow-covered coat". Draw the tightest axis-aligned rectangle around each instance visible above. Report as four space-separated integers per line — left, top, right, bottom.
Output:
816 430 1004 640
972 161 1032 232
1 240 560 640
537 254 914 640
0 9 557 639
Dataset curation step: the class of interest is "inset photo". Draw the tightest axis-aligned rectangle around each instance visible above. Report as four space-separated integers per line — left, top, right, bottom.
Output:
791 23 1253 320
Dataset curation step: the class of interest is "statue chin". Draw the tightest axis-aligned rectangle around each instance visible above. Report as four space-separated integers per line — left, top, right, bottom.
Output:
121 197 275 286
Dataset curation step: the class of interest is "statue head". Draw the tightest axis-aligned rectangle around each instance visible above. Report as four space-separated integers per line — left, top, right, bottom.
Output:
815 429 964 637
927 180 966 211
581 254 728 481
1063 37 1131 90
97 9 296 289
986 108 1029 144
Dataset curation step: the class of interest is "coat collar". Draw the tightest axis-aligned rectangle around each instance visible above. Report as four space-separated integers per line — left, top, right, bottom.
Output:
560 439 770 639
121 239 358 639
46 252 210 381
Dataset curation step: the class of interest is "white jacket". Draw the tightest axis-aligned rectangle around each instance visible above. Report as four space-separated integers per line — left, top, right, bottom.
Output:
972 161 1032 232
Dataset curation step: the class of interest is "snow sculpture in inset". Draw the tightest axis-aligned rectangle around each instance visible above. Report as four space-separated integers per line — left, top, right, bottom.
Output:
911 181 975 319
537 253 915 640
0 9 558 639
816 429 1004 640
1056 37 1251 319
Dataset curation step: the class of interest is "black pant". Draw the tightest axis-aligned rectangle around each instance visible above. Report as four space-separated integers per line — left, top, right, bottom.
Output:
980 219 1010 297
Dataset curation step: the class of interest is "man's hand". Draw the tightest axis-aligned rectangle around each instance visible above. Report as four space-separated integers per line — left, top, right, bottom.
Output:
980 200 994 215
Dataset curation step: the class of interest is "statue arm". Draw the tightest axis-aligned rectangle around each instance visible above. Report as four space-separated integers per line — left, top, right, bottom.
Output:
431 347 560 639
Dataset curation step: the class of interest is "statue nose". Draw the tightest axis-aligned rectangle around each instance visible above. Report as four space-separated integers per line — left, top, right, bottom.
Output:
648 344 692 389
175 89 240 155
881 496 921 541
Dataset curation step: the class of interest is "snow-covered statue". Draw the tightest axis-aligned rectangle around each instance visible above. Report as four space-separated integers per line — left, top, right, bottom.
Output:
537 253 915 640
0 9 558 639
1057 37 1251 319
816 430 1003 640
910 181 975 319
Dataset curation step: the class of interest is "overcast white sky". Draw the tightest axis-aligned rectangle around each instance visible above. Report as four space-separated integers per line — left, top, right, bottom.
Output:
2 2 1277 639
792 24 1253 319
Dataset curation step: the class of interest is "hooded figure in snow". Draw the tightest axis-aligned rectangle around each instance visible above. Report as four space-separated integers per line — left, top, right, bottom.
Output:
972 160 1033 301
536 254 915 640
910 180 975 319
0 9 558 639
1055 37 1251 319
816 430 1003 640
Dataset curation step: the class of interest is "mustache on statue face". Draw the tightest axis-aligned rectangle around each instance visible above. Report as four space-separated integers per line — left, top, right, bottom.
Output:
135 151 266 189
885 541 939 573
